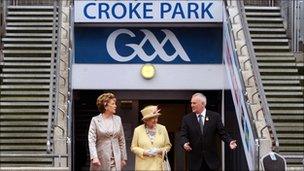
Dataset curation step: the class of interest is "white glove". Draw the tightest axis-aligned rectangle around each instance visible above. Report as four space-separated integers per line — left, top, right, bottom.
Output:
147 148 158 156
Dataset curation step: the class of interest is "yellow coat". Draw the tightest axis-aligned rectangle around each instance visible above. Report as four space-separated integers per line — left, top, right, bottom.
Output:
131 124 171 171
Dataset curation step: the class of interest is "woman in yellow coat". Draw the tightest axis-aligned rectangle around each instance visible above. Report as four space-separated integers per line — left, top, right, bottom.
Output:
131 105 171 171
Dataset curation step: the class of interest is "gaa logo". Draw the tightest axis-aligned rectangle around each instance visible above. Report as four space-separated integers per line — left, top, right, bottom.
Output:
106 29 190 62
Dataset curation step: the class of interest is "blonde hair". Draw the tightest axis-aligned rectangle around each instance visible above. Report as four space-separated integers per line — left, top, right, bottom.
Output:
96 93 116 113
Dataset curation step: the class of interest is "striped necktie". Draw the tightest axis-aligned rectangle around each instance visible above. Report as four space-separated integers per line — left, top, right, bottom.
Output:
198 114 204 134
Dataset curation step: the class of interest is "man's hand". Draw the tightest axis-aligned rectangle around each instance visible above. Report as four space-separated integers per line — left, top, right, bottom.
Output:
121 160 127 167
229 140 237 150
92 158 101 166
183 142 192 152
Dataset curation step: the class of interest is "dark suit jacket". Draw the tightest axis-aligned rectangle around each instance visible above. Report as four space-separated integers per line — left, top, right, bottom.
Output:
180 110 232 170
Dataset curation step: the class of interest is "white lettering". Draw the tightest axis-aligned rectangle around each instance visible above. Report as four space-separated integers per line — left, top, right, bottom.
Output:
106 29 190 62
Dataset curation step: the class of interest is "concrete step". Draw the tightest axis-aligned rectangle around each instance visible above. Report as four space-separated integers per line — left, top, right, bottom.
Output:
2 38 53 42
276 127 304 133
0 156 51 162
245 6 281 10
0 164 53 167
0 97 49 102
278 146 304 152
2 79 51 84
271 110 304 114
6 27 53 31
4 57 51 62
0 133 47 138
248 23 284 28
6 17 54 21
274 123 304 127
259 63 296 67
0 167 69 171
277 133 304 139
246 12 281 17
257 57 295 61
272 115 304 120
0 128 48 133
265 91 303 96
286 166 304 171
8 6 54 10
0 102 49 107
0 115 49 120
251 34 287 38
0 108 49 113
1 62 51 67
0 85 50 90
264 86 303 91
0 74 50 78
0 139 46 144
296 62 304 67
247 17 283 22
254 45 290 50
0 91 50 96
261 75 304 80
6 22 54 26
252 39 288 43
268 98 304 103
4 44 52 48
250 28 286 32
7 11 54 15
260 68 298 73
3 50 52 54
5 33 53 37
262 80 300 85
2 68 51 73
283 155 304 160
255 52 294 57
0 121 48 126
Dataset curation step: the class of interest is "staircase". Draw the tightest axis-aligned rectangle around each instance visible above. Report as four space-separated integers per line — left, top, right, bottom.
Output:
0 5 59 168
245 6 304 170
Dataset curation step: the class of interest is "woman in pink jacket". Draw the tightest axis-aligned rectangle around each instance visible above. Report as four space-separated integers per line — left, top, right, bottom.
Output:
88 93 127 171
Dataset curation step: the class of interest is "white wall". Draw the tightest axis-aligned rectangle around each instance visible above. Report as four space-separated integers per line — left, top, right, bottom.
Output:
72 64 230 90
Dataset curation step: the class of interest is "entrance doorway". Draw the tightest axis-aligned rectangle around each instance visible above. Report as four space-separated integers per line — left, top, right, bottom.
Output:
138 100 190 170
73 90 223 171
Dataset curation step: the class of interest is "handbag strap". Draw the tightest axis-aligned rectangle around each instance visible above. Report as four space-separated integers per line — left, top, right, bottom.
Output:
162 150 168 161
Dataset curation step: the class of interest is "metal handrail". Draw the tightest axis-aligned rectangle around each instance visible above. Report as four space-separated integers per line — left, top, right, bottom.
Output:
225 1 259 140
52 0 74 168
52 0 64 158
225 9 259 141
237 0 280 151
46 0 73 168
46 0 59 155
63 1 75 168
225 2 260 169
66 1 74 169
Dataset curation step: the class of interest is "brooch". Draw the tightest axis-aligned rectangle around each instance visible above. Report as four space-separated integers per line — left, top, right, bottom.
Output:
205 117 209 122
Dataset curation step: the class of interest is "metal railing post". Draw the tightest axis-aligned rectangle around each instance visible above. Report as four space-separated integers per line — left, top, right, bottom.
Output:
224 1 260 169
67 2 74 168
236 0 280 151
46 0 57 154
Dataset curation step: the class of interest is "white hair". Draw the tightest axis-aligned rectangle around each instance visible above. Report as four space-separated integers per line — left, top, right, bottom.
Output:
192 93 207 106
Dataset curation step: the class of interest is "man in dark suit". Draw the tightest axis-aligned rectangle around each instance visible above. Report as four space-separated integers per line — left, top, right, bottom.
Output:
180 93 237 171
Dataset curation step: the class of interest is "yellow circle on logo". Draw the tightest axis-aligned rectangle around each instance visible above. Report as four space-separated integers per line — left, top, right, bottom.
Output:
141 64 156 79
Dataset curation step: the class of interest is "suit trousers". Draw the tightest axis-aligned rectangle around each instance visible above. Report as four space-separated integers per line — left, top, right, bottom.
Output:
198 156 215 171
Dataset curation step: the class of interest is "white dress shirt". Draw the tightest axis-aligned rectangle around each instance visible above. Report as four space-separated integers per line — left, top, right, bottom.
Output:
196 108 206 125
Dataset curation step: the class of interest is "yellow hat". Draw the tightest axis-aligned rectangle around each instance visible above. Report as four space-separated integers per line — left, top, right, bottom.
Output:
141 105 161 121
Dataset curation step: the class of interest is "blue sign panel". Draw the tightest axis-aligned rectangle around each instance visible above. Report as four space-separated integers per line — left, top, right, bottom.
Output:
75 27 222 64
